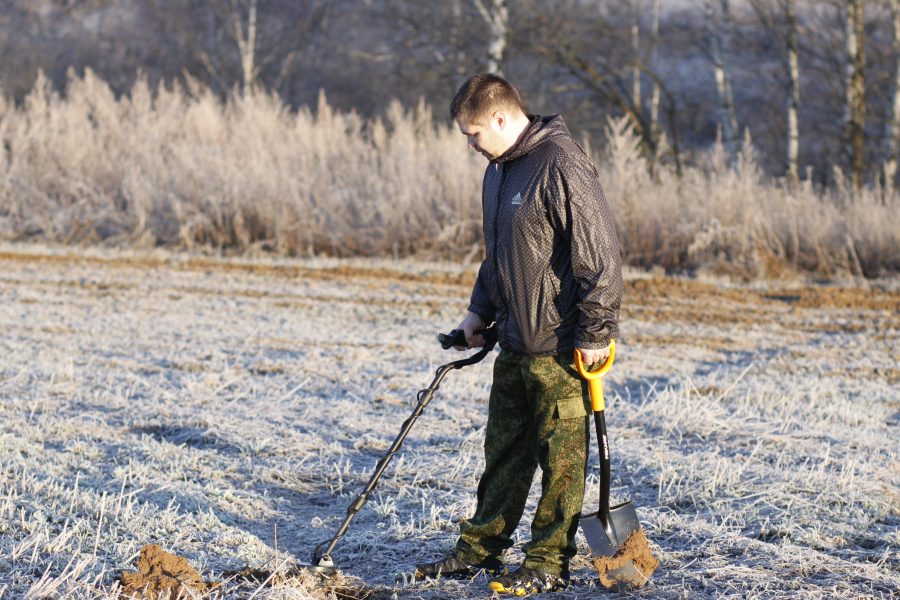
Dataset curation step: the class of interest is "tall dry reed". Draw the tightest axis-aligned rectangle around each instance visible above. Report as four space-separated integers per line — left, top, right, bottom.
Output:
0 70 896 277
601 118 898 278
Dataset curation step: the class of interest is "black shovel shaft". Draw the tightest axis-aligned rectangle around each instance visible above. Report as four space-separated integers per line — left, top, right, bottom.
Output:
313 329 497 564
595 409 611 523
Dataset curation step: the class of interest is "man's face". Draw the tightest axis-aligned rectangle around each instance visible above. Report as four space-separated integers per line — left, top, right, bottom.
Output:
457 114 507 160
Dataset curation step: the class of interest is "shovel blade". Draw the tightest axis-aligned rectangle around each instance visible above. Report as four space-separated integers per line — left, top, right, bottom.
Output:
581 501 656 588
580 500 641 556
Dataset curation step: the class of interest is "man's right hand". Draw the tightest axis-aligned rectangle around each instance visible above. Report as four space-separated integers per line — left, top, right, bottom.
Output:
455 312 486 350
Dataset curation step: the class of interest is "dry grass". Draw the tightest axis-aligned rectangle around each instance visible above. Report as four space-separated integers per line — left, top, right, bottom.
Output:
604 121 899 279
0 70 484 259
0 246 896 599
0 71 897 278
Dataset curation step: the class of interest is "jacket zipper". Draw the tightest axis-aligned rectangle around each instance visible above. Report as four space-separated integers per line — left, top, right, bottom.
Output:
492 162 508 345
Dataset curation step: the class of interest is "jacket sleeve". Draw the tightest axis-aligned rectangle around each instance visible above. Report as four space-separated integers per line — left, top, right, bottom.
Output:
546 153 623 348
467 258 497 325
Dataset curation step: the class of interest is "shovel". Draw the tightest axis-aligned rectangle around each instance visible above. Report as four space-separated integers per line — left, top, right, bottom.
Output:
575 341 658 588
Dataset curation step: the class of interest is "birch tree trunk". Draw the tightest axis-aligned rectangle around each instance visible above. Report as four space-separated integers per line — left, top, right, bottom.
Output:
452 0 468 79
650 0 661 144
843 0 866 190
786 0 800 183
632 0 642 112
720 0 739 144
473 0 508 75
883 0 900 197
233 0 258 95
706 0 738 162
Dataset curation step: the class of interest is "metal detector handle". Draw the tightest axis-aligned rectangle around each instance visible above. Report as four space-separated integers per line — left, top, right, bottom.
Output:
437 327 497 350
438 326 498 369
574 340 616 526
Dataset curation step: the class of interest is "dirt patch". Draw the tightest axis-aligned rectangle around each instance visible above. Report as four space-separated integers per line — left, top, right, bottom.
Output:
0 250 475 287
627 276 899 312
623 277 900 333
120 544 218 599
3 249 896 312
764 286 900 312
592 529 660 589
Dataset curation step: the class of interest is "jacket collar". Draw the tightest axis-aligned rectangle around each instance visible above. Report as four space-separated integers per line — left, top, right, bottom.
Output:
491 114 570 164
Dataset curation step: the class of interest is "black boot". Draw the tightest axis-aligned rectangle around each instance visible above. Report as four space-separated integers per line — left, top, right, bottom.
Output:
414 552 506 580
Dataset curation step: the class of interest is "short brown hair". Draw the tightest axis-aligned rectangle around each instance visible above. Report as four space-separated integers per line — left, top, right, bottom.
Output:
450 74 528 124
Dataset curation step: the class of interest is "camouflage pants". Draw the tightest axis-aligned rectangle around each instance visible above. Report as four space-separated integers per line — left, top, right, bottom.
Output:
454 349 591 577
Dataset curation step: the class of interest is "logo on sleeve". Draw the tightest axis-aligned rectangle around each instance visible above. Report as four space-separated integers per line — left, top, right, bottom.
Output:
511 192 522 205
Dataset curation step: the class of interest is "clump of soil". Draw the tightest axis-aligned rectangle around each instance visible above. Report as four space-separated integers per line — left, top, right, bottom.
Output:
592 529 660 589
120 544 218 599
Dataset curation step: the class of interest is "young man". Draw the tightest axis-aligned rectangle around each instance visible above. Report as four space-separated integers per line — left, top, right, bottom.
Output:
414 74 623 595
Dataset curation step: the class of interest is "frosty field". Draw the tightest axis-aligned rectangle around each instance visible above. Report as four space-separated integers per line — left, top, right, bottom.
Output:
0 245 896 599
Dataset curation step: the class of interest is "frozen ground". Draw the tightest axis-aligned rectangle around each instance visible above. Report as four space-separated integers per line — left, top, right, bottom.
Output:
0 245 896 599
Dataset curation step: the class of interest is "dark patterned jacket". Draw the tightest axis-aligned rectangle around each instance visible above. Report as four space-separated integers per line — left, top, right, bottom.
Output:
468 115 623 356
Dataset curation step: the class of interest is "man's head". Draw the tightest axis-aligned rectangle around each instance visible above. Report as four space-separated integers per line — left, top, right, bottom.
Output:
450 74 530 160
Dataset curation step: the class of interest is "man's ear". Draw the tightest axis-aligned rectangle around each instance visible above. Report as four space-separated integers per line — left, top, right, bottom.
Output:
490 110 507 132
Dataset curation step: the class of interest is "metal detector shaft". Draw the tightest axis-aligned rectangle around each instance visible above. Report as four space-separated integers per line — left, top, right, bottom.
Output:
312 329 497 565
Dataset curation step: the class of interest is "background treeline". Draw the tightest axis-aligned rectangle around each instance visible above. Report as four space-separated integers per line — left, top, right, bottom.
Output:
0 0 897 277
4 0 900 185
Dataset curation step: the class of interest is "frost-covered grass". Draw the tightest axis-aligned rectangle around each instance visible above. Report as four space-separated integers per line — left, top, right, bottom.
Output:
0 71 897 277
0 245 896 599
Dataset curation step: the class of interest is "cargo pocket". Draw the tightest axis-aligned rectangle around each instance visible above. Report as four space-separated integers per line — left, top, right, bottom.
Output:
556 396 588 420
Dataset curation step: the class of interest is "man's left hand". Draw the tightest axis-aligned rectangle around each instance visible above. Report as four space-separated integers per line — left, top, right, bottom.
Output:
576 345 611 367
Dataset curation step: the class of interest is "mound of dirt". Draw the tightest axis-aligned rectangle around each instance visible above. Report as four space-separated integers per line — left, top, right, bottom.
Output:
592 529 660 589
120 544 218 599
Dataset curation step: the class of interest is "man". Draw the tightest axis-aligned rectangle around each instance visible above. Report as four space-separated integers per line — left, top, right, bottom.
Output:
414 74 623 595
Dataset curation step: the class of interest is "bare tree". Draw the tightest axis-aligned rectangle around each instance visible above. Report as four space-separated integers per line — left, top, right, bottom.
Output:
786 0 801 183
233 0 258 94
632 0 642 112
649 0 661 145
451 0 469 79
883 0 900 196
706 0 740 162
518 1 683 171
375 1 489 110
843 0 866 189
748 0 803 181
473 0 508 74
147 0 326 99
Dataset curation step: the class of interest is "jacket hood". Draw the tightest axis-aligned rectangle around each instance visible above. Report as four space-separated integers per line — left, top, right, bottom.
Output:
493 114 570 164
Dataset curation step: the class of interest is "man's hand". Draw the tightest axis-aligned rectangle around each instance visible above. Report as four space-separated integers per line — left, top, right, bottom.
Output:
455 312 486 350
576 345 611 367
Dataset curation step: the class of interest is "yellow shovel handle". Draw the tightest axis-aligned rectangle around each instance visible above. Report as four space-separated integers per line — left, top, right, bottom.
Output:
573 340 616 412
